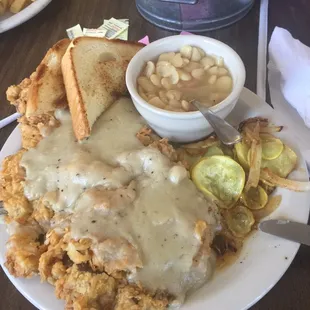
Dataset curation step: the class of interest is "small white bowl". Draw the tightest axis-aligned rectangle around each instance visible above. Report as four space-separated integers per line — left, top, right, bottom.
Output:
126 35 246 143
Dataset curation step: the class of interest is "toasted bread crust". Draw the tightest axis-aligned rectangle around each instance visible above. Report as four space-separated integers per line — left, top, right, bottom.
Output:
61 41 91 140
72 36 144 51
62 37 144 141
26 39 70 116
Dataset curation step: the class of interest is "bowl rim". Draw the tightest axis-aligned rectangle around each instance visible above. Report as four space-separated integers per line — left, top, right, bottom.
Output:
126 35 246 120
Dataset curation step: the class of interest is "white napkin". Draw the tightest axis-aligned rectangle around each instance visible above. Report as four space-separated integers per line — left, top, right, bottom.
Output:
268 26 310 168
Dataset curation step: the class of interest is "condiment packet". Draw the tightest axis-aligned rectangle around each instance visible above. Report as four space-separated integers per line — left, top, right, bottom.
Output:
104 19 129 25
66 24 84 39
66 18 129 41
115 19 129 40
83 28 107 37
102 18 129 40
116 31 128 40
98 18 129 39
119 19 129 24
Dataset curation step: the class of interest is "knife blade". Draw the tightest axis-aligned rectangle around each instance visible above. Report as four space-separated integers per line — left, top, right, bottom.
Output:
259 220 310 246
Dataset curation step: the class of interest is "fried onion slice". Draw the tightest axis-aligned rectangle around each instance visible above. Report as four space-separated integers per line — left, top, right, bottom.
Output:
260 168 310 192
252 195 282 221
245 122 262 191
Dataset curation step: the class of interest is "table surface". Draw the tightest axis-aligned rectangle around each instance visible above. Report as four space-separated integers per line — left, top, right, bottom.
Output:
1 0 310 309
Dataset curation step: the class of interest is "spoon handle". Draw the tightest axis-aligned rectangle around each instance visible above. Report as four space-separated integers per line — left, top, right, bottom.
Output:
192 100 242 146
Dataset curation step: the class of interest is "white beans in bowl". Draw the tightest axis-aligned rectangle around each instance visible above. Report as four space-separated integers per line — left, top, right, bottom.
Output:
137 45 233 112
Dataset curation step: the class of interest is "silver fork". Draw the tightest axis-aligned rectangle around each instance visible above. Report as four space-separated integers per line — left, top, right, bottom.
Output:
191 100 242 146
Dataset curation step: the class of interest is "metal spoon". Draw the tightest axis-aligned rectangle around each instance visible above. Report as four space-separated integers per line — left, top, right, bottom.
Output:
191 100 242 146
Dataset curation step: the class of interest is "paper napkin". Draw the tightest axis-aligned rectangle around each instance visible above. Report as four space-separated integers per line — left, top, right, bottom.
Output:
268 27 310 167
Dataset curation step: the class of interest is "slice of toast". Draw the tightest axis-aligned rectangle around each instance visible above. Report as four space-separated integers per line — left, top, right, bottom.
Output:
26 38 70 116
6 38 70 116
61 37 143 140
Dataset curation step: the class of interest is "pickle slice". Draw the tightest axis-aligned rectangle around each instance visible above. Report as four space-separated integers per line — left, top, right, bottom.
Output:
226 205 255 237
191 156 245 208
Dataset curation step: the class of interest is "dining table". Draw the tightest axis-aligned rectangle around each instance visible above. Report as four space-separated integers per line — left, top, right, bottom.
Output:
0 0 310 309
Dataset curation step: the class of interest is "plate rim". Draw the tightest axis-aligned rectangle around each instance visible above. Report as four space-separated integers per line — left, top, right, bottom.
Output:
0 0 52 34
0 87 309 310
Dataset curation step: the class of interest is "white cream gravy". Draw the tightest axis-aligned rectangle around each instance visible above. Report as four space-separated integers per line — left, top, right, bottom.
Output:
20 98 219 303
21 99 144 211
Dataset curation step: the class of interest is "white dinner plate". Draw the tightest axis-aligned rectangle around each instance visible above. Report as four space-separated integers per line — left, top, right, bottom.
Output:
0 0 52 34
0 87 309 310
